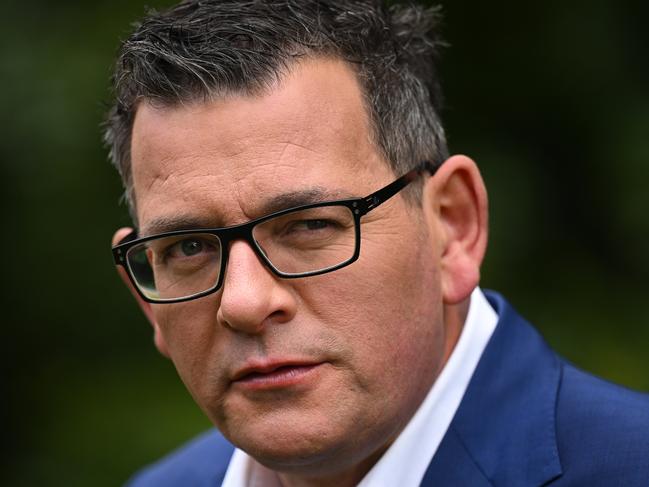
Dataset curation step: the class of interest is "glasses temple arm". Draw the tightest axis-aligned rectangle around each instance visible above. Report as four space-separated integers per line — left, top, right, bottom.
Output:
362 162 438 213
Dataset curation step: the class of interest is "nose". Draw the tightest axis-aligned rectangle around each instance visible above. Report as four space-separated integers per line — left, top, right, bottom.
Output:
216 240 297 334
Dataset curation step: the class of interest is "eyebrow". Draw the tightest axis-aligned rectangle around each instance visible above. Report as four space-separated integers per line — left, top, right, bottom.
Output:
140 187 355 236
256 187 353 215
140 215 215 237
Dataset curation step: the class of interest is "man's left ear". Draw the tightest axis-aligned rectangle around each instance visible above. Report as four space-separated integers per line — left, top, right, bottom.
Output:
422 155 488 304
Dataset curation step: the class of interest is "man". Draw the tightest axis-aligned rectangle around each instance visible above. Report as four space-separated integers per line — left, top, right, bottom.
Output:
106 1 649 485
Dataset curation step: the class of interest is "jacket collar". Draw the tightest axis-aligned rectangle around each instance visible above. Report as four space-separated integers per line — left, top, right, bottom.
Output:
422 291 563 486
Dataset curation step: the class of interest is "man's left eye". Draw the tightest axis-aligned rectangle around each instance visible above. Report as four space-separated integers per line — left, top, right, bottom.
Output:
300 219 329 231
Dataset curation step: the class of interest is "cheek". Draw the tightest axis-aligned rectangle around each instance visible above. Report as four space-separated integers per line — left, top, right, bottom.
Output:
296 227 443 387
153 301 225 400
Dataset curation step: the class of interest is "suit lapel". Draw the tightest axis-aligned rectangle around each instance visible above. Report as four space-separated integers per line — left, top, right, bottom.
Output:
422 292 563 486
420 426 493 486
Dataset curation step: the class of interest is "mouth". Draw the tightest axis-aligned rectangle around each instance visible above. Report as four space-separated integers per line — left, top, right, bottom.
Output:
231 361 325 390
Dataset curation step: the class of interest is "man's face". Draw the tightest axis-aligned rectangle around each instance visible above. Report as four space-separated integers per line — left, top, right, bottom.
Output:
129 59 450 474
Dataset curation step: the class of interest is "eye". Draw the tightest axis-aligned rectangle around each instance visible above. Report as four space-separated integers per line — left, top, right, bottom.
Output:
296 219 330 231
177 238 204 257
164 237 218 260
252 206 355 250
282 218 340 236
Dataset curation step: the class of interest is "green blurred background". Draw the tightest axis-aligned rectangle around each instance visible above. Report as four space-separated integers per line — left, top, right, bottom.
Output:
2 0 648 485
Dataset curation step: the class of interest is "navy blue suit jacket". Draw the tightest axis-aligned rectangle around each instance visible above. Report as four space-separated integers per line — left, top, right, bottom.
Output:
127 292 649 486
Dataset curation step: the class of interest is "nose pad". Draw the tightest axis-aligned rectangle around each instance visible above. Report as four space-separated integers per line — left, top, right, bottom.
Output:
216 240 296 334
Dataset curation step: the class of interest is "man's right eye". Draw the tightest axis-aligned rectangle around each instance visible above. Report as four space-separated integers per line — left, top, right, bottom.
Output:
175 238 205 257
159 237 218 262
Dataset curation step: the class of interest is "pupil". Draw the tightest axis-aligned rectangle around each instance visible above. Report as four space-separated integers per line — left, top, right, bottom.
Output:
181 239 202 256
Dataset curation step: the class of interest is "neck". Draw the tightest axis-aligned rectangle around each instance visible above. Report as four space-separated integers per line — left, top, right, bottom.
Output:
441 298 470 366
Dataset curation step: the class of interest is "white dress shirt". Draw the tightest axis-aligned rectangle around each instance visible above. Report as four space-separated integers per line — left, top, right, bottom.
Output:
222 287 498 487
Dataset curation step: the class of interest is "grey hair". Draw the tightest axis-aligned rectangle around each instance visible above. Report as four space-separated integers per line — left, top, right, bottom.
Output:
104 0 449 222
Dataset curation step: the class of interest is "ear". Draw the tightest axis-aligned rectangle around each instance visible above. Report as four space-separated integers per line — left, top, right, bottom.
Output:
422 155 488 305
112 227 170 358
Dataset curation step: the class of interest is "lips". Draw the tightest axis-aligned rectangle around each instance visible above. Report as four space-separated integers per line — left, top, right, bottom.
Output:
231 360 324 390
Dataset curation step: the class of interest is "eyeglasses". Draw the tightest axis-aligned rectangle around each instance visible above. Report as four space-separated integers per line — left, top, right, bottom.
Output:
112 164 436 303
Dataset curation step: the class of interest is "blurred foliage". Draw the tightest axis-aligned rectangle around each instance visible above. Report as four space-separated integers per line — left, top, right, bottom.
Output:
1 0 648 485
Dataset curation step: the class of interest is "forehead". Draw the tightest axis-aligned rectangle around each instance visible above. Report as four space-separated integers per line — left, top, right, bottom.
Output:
130 58 393 234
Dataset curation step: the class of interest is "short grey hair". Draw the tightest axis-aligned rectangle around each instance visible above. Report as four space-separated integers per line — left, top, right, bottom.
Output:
104 0 449 222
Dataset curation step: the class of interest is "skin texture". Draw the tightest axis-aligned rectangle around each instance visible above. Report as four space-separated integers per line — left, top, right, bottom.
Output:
113 58 488 487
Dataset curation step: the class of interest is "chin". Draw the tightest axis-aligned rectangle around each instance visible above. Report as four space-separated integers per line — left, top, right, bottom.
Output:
224 411 362 469
223 405 395 480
